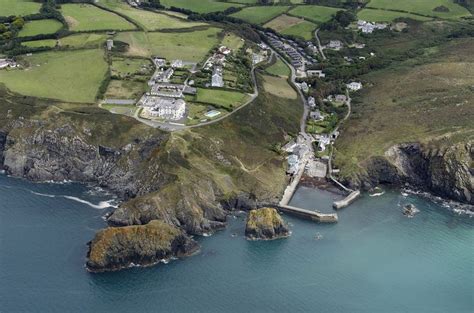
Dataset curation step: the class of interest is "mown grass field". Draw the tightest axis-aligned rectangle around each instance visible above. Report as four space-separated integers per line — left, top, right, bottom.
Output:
0 0 41 17
262 75 296 99
115 28 222 62
265 57 290 77
196 88 249 110
288 5 341 23
60 3 136 31
0 49 108 103
334 38 474 179
367 0 472 20
160 0 243 13
230 6 290 24
264 14 316 39
18 19 63 37
111 57 151 77
357 9 433 22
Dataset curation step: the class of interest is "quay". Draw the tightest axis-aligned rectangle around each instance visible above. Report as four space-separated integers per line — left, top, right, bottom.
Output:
277 205 338 223
333 190 361 210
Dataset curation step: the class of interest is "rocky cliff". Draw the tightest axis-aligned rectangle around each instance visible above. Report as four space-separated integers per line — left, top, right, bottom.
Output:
86 220 199 272
360 141 473 204
245 208 290 240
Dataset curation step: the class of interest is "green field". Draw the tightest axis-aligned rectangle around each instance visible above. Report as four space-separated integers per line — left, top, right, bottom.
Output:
160 0 243 13
0 49 108 103
367 0 472 20
59 33 108 48
264 14 316 39
221 33 244 51
265 57 290 77
22 39 57 48
262 75 297 99
231 6 290 24
18 19 63 37
358 8 433 22
96 0 206 30
60 3 136 31
288 5 341 23
111 57 151 77
115 28 222 62
0 0 41 17
104 79 146 100
196 88 249 109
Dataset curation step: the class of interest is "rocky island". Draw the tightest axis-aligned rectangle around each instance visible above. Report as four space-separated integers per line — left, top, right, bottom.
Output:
86 220 199 273
245 208 290 240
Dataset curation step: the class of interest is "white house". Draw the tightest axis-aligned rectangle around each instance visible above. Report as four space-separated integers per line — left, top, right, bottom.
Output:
171 59 183 68
308 96 316 108
327 40 343 50
211 66 224 88
346 82 362 91
306 70 325 78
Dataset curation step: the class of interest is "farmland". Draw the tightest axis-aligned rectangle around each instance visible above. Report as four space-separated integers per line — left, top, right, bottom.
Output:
230 6 290 24
265 15 317 40
0 49 108 103
97 0 206 30
221 33 244 51
22 39 57 48
115 28 222 62
288 5 341 23
195 89 250 110
0 0 41 17
367 0 472 20
160 0 243 13
357 9 433 22
60 3 136 31
104 80 146 100
58 33 108 49
18 19 63 37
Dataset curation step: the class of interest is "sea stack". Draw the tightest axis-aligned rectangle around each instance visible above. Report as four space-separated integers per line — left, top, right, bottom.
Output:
245 208 290 240
86 220 199 272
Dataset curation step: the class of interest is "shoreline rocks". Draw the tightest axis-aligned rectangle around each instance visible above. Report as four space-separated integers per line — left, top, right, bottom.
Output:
86 220 199 273
245 208 290 240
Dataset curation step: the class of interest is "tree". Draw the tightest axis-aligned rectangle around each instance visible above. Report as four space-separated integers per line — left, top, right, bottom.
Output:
11 17 25 29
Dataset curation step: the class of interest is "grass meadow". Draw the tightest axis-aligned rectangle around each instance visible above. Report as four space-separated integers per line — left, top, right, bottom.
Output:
262 75 297 99
231 6 289 24
115 28 222 62
22 39 57 48
196 88 249 110
0 0 41 17
60 3 136 31
357 9 433 22
160 0 243 13
265 15 316 40
265 57 290 77
288 5 341 23
367 0 471 20
18 19 63 37
0 49 108 103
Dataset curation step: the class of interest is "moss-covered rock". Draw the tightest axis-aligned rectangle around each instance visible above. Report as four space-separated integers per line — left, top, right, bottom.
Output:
245 208 290 240
86 220 199 272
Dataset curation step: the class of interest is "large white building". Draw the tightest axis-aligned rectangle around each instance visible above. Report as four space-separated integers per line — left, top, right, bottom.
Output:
141 96 186 120
211 66 224 87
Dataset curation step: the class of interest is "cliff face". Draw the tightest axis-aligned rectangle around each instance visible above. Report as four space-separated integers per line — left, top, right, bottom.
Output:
86 220 199 272
361 141 473 204
245 208 290 240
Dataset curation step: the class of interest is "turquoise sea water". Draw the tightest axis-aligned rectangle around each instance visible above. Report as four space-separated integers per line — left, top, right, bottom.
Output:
0 174 473 313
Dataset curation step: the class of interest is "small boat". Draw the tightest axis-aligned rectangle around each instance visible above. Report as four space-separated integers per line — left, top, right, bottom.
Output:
403 204 420 218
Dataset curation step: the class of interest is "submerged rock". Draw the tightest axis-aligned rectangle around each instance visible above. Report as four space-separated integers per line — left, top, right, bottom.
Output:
245 208 290 240
86 220 199 272
403 204 420 218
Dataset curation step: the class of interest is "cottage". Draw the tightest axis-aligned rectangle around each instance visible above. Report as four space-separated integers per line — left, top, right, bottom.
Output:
218 46 231 55
306 70 325 78
300 82 309 93
287 154 299 175
327 40 343 50
310 110 323 121
318 135 331 152
346 82 362 91
211 66 224 88
153 58 166 67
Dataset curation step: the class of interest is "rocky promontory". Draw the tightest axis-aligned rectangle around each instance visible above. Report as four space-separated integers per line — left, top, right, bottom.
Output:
86 220 199 272
245 208 290 240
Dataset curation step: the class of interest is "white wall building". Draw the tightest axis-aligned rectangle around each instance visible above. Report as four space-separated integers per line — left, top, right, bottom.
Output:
346 82 362 91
